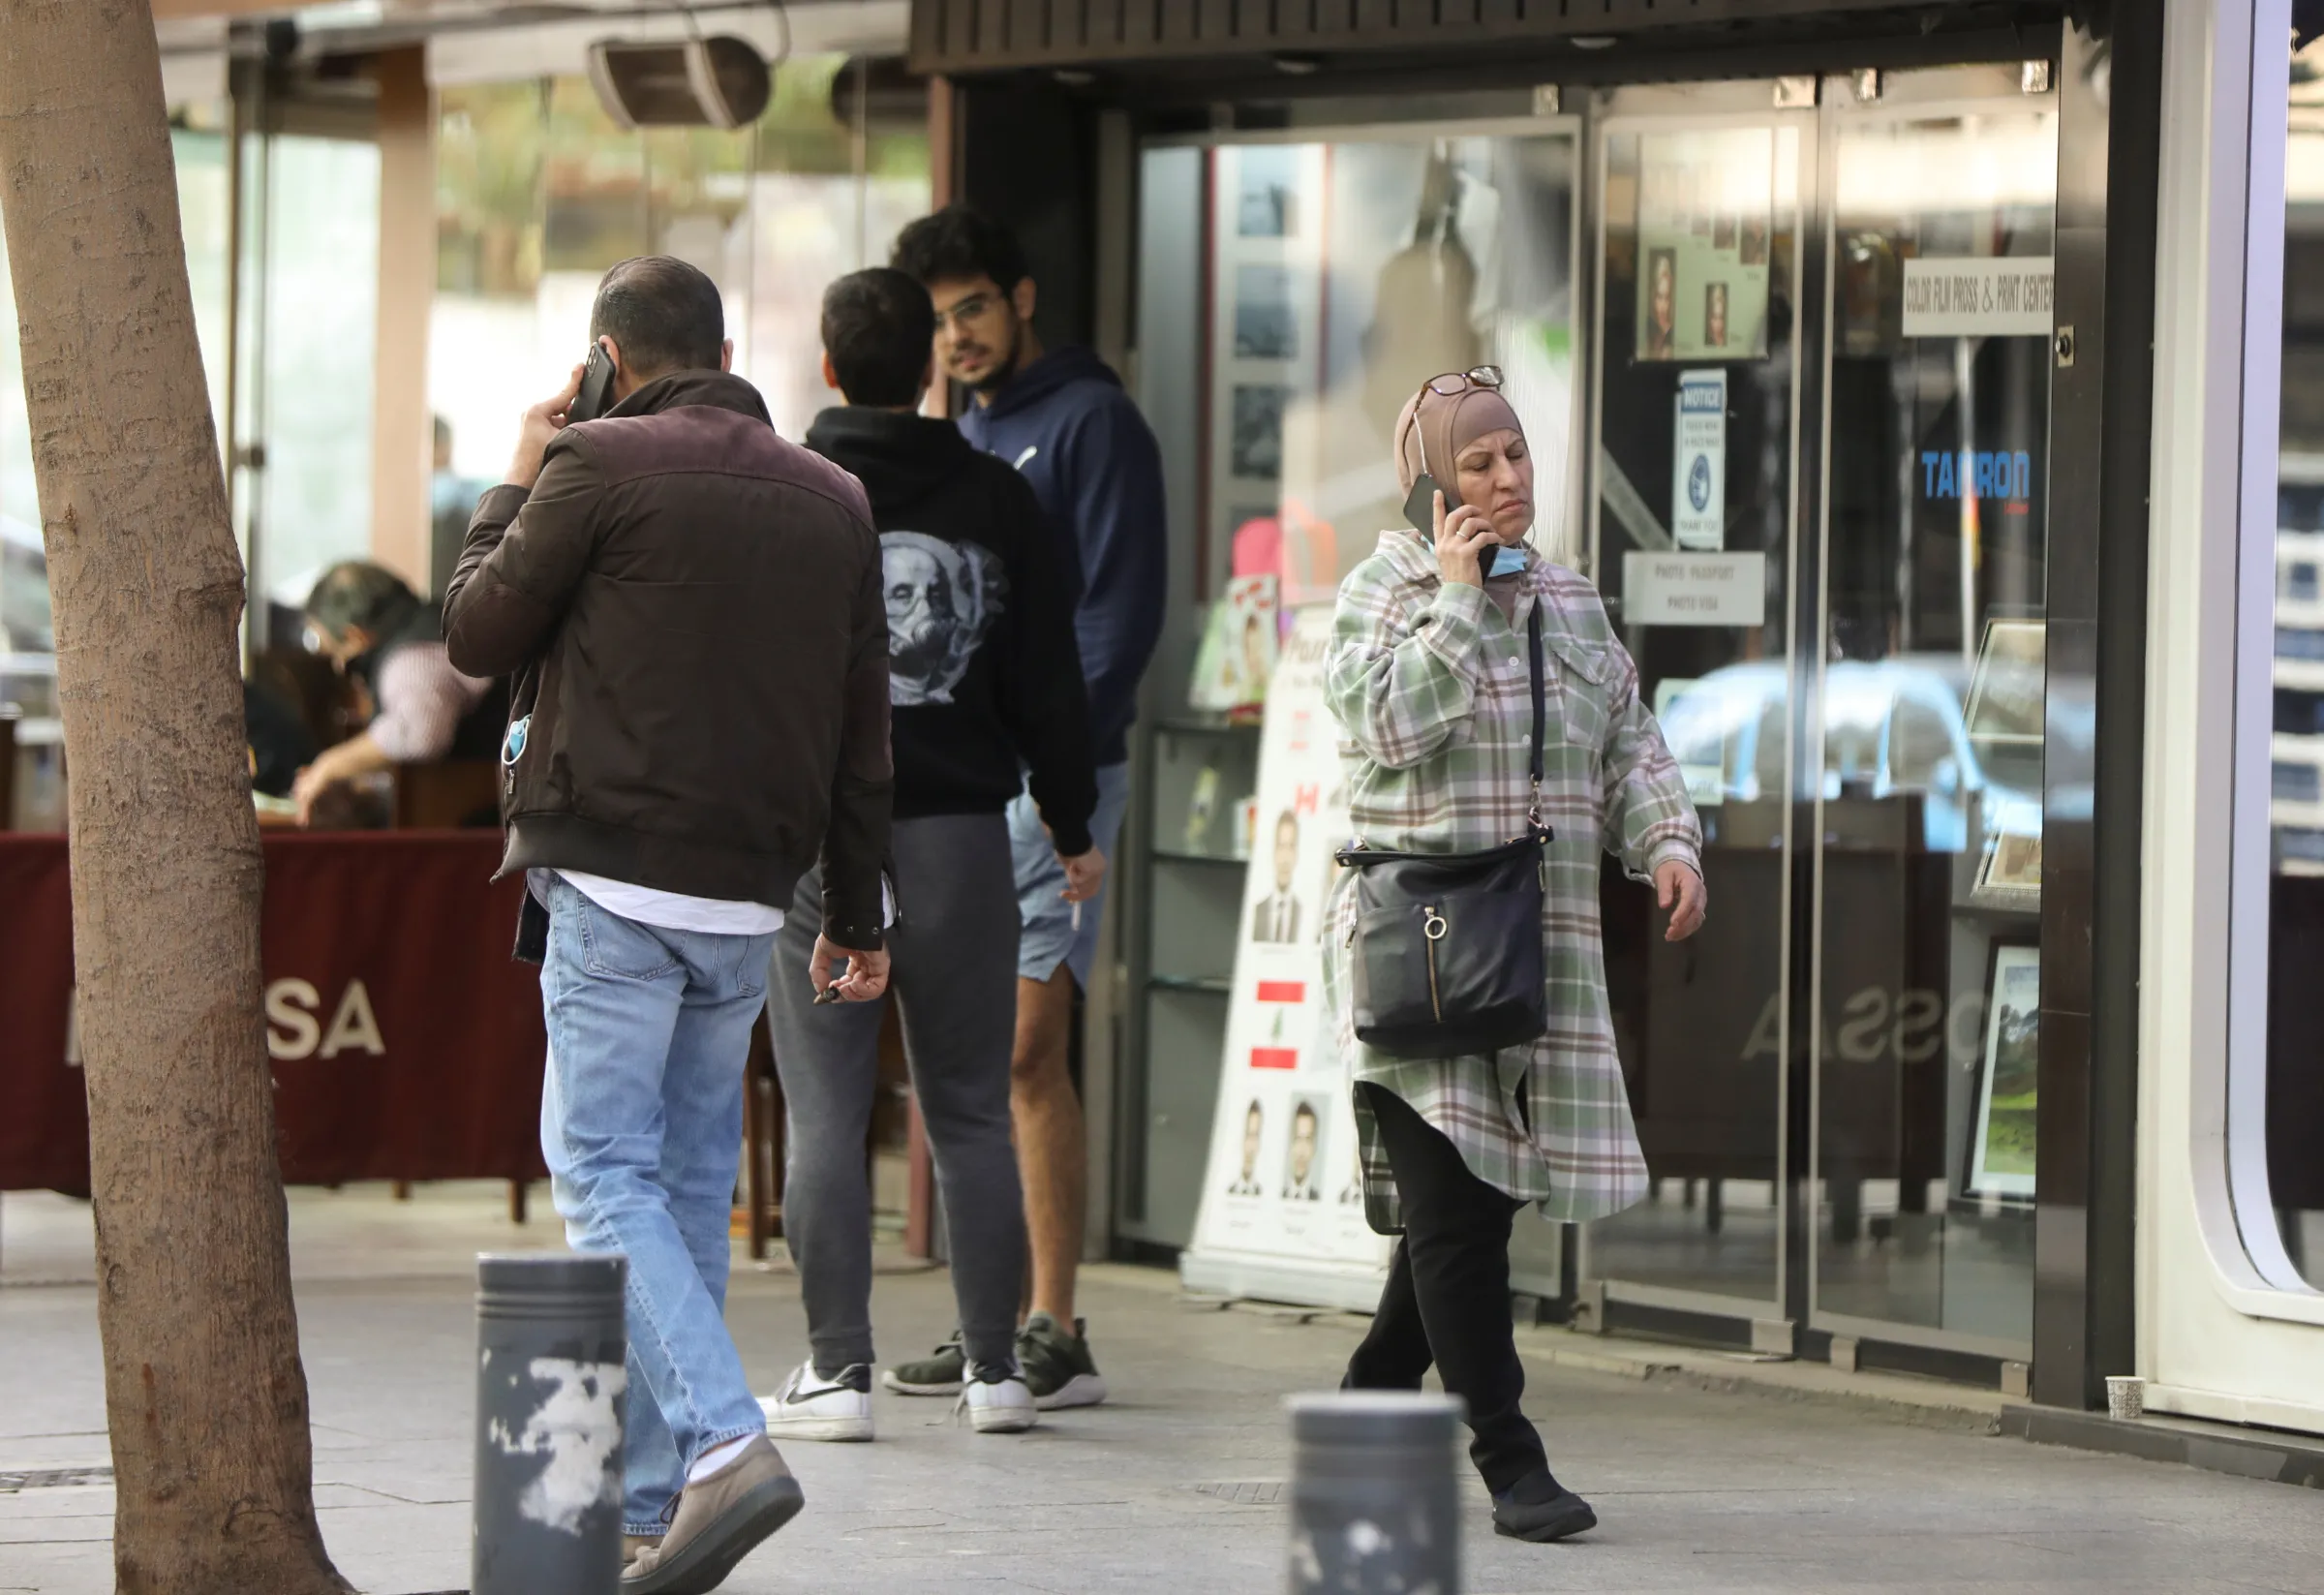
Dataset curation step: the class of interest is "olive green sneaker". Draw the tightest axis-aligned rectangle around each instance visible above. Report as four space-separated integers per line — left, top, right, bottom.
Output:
882 1331 966 1396
1018 1312 1108 1411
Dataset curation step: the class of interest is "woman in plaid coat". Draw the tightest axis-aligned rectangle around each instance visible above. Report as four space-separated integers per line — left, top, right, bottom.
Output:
1322 370 1706 1544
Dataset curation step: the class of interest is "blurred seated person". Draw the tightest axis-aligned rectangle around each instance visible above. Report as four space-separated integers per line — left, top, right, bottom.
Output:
244 676 317 800
292 561 504 826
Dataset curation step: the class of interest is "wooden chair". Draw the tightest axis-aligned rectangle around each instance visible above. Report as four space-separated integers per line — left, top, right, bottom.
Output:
391 758 501 830
740 1005 927 1262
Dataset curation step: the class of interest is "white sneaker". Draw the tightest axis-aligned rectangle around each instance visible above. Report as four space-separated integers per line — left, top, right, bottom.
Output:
758 1361 873 1442
957 1365 1037 1434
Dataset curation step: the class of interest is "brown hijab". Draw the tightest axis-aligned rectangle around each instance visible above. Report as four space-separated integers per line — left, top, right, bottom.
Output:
1392 381 1525 497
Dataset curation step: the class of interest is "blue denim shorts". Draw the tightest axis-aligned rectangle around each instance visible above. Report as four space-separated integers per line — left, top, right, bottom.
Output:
1009 760 1132 987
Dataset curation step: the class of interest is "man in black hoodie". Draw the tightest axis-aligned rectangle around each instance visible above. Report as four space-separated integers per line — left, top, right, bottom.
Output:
893 204 1166 1411
756 268 1102 1443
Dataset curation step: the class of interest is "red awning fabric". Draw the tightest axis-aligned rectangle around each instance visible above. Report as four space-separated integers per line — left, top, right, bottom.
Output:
0 832 549 1192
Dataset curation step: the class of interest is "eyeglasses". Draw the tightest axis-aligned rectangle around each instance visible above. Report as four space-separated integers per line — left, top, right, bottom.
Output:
1419 365 1505 399
933 291 1000 333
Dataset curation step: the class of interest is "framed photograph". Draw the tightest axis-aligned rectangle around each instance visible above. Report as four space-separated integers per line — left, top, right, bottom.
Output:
1739 217 1770 266
1640 245 1678 360
1966 943 2039 1201
1964 618 2046 743
1234 147 1300 238
1233 264 1298 359
1230 384 1289 479
1972 829 2043 909
1713 213 1738 250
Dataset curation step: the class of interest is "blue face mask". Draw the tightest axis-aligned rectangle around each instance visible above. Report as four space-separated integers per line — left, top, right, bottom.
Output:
1487 545 1528 578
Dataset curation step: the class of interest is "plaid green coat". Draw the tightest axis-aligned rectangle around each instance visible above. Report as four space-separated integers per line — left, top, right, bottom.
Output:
1322 530 1703 1233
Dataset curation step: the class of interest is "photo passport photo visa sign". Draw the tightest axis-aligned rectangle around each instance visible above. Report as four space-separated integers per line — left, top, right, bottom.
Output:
1671 369 1727 551
1901 256 2055 339
1623 551 1768 629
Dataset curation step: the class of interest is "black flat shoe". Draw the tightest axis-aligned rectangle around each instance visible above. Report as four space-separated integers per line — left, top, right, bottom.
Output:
1491 1484 1597 1543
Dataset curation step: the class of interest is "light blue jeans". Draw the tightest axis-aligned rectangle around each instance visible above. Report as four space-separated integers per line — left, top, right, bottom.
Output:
537 876 773 1534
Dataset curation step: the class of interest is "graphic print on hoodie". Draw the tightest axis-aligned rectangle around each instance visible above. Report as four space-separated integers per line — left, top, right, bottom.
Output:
807 404 1100 856
882 531 1006 706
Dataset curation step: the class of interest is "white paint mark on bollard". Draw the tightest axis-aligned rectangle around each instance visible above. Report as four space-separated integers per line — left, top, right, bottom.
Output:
486 1358 627 1534
1287 1392 1462 1594
474 1254 627 1595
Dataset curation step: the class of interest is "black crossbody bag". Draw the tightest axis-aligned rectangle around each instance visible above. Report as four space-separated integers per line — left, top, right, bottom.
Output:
1334 606 1553 1059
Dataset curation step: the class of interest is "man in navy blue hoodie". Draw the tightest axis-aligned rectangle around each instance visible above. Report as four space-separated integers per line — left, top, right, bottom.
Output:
889 206 1167 1410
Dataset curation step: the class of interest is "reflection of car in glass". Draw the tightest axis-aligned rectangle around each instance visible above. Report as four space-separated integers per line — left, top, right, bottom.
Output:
2272 527 2324 873
1654 659 2042 853
2 513 51 654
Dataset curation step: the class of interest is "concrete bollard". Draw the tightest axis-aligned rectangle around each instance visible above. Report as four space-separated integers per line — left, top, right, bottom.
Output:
473 1253 628 1595
1286 1391 1463 1595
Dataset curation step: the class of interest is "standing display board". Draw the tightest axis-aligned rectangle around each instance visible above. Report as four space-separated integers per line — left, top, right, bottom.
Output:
1179 608 1394 1309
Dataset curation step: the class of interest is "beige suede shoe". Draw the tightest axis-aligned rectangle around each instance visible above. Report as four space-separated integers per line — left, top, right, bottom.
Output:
622 1534 662 1568
622 1436 804 1594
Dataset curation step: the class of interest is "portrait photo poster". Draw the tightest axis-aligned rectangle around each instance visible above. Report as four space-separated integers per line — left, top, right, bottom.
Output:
1186 573 1281 713
1182 608 1393 1308
1967 942 2039 1200
1635 128 1775 363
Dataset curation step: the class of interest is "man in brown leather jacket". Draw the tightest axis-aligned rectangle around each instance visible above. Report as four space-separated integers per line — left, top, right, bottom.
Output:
444 255 890 1593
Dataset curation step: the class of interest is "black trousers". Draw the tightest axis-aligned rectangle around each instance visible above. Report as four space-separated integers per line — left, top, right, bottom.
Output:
1344 1084 1548 1494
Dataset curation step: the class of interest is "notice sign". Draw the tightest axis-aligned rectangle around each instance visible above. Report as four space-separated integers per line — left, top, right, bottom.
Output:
1624 551 1768 629
1671 370 1728 550
1901 256 2055 339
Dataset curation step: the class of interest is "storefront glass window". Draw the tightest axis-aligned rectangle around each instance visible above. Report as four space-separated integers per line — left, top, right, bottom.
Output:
431 57 931 592
1125 124 1578 1252
2 104 233 825
241 133 380 634
2258 35 2324 1287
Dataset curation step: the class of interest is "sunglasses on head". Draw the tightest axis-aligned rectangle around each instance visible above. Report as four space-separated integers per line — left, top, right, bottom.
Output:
1418 365 1505 399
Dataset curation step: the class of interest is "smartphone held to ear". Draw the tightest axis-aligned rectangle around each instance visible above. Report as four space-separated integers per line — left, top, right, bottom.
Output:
569 343 616 424
1403 472 1444 537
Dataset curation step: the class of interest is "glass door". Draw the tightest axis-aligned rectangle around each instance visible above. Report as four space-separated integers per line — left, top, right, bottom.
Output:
1582 66 2055 1369
1808 67 2054 1363
1583 83 1815 1331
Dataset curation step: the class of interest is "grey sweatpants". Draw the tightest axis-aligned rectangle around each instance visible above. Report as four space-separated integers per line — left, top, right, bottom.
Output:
765 812 1026 1375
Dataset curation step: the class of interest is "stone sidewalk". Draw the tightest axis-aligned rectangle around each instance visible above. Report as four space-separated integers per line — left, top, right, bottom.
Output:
3 1184 2321 1594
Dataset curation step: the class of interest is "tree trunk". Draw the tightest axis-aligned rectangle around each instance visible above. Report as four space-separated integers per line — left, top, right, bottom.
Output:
0 7 352 1593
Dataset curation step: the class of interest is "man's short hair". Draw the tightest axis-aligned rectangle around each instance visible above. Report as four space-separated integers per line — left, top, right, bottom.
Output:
891 205 1029 293
305 561 419 640
821 268 936 408
590 256 725 378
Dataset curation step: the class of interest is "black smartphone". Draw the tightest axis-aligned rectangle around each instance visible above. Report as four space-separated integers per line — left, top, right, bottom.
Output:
1403 472 1445 538
568 342 616 424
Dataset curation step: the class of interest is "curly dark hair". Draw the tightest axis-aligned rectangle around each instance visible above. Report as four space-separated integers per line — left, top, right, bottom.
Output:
891 205 1029 293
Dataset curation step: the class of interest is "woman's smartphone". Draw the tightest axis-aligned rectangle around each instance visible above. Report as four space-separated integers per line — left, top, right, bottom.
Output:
568 343 616 423
1403 472 1445 538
